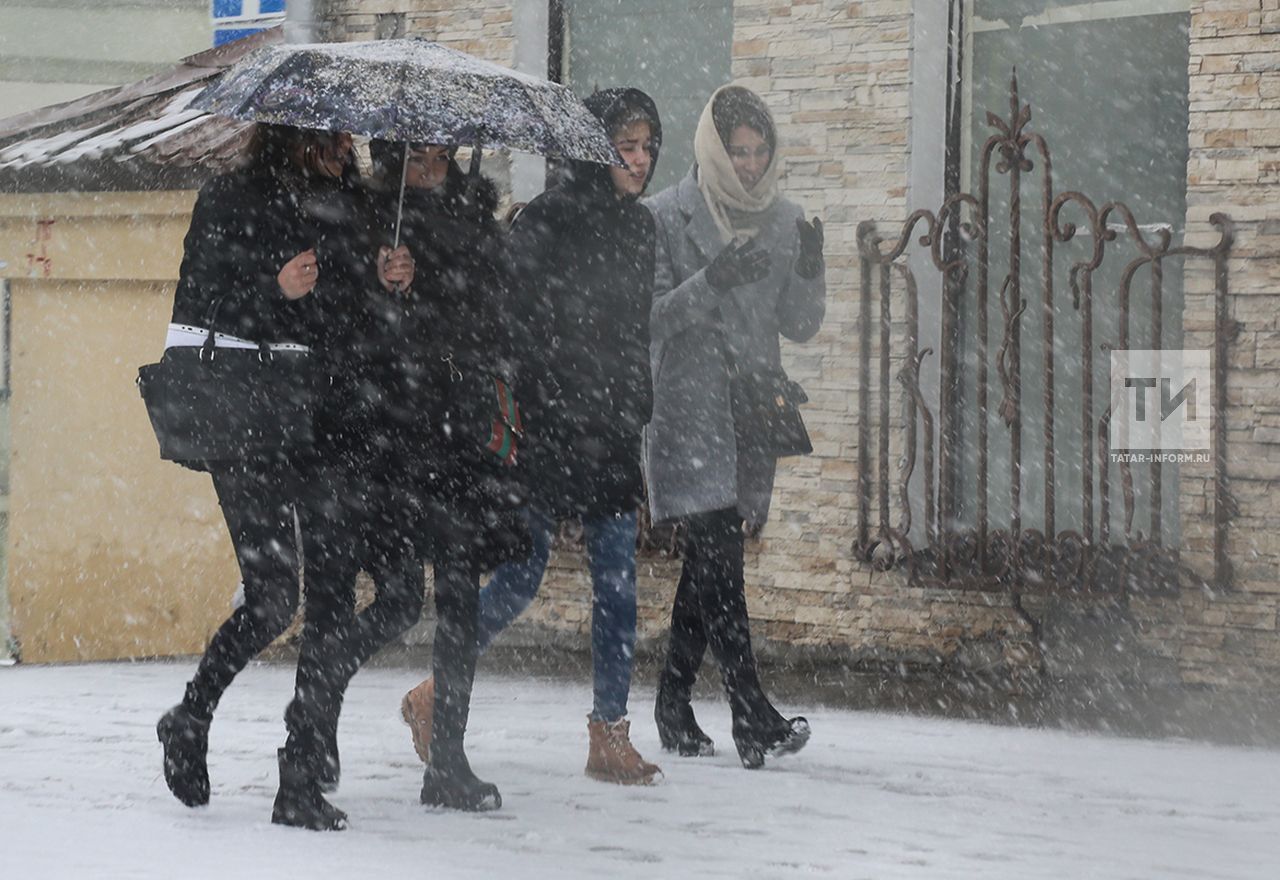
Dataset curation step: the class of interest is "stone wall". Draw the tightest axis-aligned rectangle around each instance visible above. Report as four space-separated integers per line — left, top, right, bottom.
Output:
326 0 515 61
1142 0 1280 688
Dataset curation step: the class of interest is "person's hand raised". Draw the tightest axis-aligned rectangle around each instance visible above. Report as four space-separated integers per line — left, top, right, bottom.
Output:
277 249 319 300
706 239 772 292
795 217 824 279
378 245 415 293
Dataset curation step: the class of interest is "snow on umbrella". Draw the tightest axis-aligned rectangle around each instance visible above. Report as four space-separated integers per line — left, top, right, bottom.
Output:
189 37 621 166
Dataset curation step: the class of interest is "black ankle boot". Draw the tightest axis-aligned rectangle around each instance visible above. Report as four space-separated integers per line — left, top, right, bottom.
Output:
157 704 211 807
732 716 811 770
421 744 501 812
272 747 347 831
654 687 715 757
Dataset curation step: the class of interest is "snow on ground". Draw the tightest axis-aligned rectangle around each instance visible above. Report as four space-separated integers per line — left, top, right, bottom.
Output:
2 661 1278 880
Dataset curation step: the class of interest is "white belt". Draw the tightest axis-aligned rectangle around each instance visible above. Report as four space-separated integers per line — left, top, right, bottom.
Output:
164 323 311 353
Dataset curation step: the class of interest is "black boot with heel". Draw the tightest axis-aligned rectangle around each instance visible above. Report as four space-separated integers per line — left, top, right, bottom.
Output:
272 745 347 831
420 740 501 812
157 703 212 807
654 685 715 757
272 700 346 831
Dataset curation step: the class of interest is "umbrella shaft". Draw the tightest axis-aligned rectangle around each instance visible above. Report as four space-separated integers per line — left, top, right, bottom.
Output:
393 141 410 249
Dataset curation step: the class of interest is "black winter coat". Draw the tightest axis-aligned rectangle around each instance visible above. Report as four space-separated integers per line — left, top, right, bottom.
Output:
346 167 527 568
169 164 377 477
171 165 374 352
511 178 656 519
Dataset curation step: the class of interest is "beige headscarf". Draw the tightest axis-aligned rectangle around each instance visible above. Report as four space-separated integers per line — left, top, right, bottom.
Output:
694 84 782 244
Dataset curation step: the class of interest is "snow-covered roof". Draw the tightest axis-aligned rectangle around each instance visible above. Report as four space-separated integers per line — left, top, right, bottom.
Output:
0 27 281 192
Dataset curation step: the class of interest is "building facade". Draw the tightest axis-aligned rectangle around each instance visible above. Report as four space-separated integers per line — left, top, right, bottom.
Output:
0 1 1276 691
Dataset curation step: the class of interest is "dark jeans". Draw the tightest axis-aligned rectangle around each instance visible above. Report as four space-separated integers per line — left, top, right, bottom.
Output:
475 507 639 721
658 507 785 731
181 460 352 722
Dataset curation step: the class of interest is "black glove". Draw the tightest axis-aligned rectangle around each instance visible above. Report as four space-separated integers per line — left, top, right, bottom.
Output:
795 216 824 279
705 239 772 292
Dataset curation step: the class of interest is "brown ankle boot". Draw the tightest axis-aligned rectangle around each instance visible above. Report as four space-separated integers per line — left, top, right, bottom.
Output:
585 717 662 785
400 678 435 763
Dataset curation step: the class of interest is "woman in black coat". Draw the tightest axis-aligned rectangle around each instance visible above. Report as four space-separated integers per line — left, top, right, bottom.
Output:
398 88 663 786
314 141 522 812
156 123 383 829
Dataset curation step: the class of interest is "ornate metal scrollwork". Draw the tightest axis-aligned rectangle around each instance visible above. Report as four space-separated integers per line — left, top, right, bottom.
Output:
853 72 1234 598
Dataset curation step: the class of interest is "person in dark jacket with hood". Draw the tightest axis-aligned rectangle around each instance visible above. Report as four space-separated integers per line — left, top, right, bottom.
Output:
400 88 663 786
155 123 388 829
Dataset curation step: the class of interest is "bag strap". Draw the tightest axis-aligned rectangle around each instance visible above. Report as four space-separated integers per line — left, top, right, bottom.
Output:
198 295 272 363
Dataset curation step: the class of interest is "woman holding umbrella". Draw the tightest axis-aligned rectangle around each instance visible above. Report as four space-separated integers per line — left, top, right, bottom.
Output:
155 123 390 827
292 140 522 815
399 88 664 787
645 85 826 769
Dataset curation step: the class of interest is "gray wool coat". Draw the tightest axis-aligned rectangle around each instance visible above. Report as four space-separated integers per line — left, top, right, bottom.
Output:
643 168 826 527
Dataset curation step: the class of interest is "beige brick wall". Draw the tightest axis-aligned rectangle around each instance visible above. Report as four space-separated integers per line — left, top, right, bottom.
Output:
327 0 515 61
1142 0 1280 688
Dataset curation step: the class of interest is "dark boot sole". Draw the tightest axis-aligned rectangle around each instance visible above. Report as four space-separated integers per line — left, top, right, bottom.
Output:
420 771 502 812
420 787 502 812
271 801 348 832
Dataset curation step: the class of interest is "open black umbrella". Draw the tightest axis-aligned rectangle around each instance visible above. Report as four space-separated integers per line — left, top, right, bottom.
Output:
191 37 621 242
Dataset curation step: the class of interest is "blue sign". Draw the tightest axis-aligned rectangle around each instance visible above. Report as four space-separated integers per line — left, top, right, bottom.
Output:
212 0 287 47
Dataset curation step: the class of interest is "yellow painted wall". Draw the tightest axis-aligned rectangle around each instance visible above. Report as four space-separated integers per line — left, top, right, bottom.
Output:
0 192 241 662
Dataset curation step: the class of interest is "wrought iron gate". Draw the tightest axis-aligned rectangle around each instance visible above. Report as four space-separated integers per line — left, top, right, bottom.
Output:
854 75 1233 596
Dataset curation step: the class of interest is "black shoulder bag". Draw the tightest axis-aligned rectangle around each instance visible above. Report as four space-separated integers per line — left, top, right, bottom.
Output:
137 298 322 466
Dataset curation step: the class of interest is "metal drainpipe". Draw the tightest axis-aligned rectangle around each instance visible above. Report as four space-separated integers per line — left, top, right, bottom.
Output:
284 0 318 44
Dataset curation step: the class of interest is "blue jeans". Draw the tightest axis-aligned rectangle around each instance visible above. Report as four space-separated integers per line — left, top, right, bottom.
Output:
476 506 638 722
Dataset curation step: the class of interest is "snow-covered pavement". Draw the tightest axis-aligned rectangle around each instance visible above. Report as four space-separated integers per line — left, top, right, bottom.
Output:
1 661 1277 879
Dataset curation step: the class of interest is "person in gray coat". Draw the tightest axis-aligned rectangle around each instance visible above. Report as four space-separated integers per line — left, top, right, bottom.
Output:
645 84 826 769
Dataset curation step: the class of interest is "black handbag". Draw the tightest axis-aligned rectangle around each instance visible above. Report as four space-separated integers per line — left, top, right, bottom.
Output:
718 321 812 459
729 366 813 459
137 304 322 466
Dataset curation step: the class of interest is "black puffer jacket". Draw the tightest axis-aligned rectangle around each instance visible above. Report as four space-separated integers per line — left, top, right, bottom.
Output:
510 88 661 519
346 162 526 568
171 164 373 351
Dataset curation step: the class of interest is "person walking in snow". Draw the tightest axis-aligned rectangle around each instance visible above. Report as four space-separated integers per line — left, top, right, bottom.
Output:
645 84 826 769
400 87 664 786
312 140 526 815
155 123 392 824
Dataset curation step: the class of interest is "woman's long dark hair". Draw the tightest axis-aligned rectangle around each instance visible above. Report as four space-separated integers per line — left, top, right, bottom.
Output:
241 123 354 181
